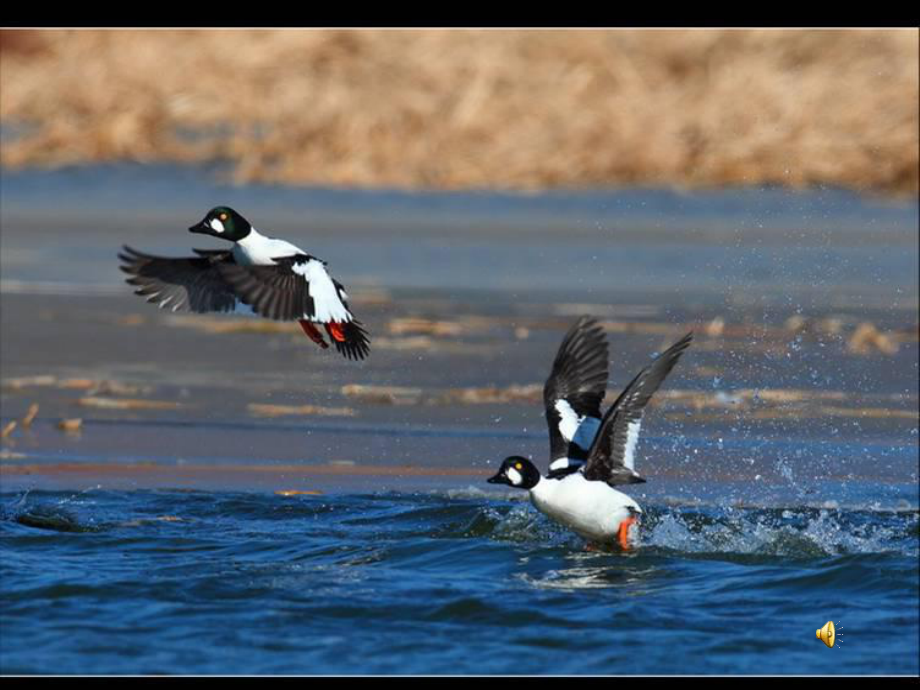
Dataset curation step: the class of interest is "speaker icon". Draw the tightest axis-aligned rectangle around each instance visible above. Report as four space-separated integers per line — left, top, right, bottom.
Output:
816 621 836 648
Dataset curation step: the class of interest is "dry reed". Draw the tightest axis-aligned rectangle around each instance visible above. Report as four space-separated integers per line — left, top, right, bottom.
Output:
1 29 917 195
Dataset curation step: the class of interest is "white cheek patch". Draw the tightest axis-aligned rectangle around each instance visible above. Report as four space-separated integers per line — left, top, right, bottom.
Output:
209 218 225 234
506 467 523 485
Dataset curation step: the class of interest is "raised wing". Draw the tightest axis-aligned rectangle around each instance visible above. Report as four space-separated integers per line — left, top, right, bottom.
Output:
119 246 238 313
543 316 609 473
582 332 693 486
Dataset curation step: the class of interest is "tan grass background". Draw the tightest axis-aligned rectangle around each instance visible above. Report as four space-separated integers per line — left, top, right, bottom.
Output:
1 29 917 195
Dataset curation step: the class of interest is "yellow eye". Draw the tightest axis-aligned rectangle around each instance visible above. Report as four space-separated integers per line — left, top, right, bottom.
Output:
219 213 228 221
515 463 522 470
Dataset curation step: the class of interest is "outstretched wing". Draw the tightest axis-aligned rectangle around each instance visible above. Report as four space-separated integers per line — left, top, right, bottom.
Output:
582 332 693 486
216 256 314 321
118 246 238 313
216 254 352 324
543 316 609 473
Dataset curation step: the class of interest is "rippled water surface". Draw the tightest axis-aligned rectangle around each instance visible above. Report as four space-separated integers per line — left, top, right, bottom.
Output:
1 166 917 674
1 488 917 675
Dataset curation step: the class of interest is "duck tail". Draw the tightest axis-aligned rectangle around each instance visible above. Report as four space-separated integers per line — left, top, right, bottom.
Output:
324 320 370 361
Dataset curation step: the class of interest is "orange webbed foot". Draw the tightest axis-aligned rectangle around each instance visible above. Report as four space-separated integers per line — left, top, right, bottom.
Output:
617 515 639 551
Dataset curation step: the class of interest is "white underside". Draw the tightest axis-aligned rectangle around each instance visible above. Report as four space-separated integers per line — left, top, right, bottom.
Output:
530 473 640 542
232 228 351 323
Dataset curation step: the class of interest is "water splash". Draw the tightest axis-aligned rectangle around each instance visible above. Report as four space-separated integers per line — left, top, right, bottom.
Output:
470 495 918 560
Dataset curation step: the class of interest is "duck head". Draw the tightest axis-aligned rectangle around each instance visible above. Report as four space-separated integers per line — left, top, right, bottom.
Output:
487 456 542 490
189 206 252 242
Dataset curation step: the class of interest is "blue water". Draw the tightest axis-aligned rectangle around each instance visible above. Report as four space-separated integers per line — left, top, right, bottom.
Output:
1 488 917 675
1 163 918 675
2 163 917 303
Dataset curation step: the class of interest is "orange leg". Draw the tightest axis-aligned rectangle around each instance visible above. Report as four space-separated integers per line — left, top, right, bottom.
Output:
617 515 638 551
324 321 347 343
298 320 329 349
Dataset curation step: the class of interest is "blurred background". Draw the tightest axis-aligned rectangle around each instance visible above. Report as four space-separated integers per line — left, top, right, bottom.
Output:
1 28 917 194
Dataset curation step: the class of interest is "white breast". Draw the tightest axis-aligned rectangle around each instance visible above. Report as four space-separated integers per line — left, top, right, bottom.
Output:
530 474 640 542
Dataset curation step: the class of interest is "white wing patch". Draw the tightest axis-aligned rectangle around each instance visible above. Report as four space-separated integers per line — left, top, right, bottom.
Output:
293 259 351 323
554 400 600 450
622 419 642 470
548 457 586 474
230 228 352 323
554 400 581 441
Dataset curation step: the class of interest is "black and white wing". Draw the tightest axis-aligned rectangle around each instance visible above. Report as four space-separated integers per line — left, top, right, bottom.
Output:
582 332 693 486
118 246 238 313
216 254 354 324
215 255 322 321
217 254 370 360
543 316 610 477
327 279 372 361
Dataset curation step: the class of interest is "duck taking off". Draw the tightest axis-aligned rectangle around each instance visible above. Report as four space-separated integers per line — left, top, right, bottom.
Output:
119 206 370 361
488 317 692 549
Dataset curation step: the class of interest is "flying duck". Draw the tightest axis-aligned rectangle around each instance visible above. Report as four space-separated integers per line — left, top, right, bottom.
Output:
118 206 370 360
